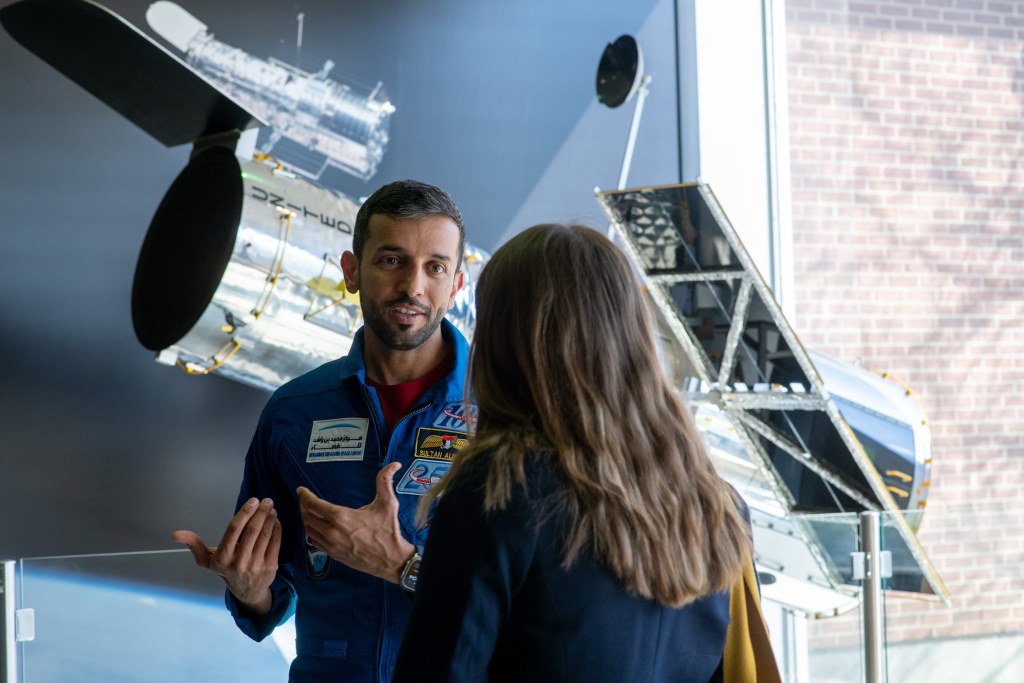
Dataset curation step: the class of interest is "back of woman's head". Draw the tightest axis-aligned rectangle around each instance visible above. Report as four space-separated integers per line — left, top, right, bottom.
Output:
437 223 751 607
470 223 657 440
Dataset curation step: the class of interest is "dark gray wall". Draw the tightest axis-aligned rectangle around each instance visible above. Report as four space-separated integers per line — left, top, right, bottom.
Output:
0 0 679 560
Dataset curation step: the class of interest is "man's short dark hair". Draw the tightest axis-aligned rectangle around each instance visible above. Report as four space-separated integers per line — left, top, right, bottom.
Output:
352 180 465 269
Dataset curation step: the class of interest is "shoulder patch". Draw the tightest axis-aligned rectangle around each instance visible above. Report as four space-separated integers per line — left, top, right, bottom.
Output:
396 458 452 496
304 534 331 579
431 402 476 432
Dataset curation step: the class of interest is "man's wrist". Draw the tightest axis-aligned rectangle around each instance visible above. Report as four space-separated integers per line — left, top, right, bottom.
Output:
233 586 274 617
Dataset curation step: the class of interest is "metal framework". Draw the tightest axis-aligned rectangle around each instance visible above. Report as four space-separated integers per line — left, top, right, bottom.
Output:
596 182 949 610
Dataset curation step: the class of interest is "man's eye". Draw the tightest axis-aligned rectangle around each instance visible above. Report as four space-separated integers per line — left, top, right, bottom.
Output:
431 264 446 274
380 256 400 266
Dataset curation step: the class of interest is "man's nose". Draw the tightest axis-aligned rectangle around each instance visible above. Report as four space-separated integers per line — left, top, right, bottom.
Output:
398 266 427 298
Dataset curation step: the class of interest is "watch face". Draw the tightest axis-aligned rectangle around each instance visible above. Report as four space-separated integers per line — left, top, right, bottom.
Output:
402 555 422 591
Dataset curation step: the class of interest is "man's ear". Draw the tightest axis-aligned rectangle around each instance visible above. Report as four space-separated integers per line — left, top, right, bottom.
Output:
340 251 359 294
447 269 466 310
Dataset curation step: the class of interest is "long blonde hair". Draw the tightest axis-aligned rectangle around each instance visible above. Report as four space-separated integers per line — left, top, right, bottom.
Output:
423 224 750 607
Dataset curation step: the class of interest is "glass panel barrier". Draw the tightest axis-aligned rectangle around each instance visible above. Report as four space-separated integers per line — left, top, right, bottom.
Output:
5 505 1021 683
794 511 865 683
803 507 1024 683
8 549 292 683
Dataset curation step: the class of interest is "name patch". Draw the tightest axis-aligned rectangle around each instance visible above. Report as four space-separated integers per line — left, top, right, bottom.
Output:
396 458 452 496
306 418 369 463
414 427 468 461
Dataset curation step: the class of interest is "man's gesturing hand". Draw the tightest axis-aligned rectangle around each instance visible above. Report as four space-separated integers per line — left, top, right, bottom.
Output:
298 461 415 584
172 497 282 615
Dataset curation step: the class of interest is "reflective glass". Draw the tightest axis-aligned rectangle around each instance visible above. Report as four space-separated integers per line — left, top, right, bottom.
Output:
12 550 291 683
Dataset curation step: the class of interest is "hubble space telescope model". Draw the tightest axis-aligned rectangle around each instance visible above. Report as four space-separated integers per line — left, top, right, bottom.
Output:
1 0 486 392
145 1 395 183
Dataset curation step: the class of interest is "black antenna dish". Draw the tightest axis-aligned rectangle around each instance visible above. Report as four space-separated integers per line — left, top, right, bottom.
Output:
594 34 652 195
596 35 644 108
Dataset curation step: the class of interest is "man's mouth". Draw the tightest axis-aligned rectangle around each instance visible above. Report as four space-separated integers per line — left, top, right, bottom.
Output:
394 306 422 316
389 300 429 322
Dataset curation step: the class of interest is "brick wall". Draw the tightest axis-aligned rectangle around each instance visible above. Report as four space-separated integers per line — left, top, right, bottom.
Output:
784 0 1024 646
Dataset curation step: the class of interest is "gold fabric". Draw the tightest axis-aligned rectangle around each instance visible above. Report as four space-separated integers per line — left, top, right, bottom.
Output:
723 561 783 682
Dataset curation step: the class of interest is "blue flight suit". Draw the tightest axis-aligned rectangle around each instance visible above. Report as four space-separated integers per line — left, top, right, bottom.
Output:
228 320 472 682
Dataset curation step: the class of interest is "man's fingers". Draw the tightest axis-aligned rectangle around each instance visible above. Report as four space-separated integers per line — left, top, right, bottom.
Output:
252 506 279 559
265 518 283 563
221 497 274 555
171 529 202 546
297 486 334 521
219 497 258 548
374 462 402 508
172 529 215 568
296 486 319 510
380 461 402 481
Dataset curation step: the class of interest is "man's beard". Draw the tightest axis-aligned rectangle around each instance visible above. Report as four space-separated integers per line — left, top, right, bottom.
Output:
361 295 447 351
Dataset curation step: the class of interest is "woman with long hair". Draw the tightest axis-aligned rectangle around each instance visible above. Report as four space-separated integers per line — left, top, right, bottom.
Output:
393 223 755 682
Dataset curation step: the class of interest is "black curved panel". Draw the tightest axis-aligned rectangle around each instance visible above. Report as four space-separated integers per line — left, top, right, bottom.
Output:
0 0 263 147
132 147 243 350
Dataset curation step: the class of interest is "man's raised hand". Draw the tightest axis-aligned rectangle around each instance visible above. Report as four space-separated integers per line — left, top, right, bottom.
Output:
298 462 415 583
172 497 281 615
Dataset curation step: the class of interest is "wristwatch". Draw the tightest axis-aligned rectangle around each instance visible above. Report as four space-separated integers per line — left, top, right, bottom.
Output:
400 552 422 592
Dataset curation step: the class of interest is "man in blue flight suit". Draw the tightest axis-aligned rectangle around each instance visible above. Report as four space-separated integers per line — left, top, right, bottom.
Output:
173 179 473 682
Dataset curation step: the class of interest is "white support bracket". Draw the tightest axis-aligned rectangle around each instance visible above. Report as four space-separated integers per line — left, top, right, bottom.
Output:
14 610 34 643
850 550 893 581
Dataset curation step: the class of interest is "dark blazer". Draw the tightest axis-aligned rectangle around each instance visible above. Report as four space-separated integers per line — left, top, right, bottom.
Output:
393 455 730 682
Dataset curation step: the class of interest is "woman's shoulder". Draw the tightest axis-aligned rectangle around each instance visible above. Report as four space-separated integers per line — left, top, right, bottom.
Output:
442 446 563 516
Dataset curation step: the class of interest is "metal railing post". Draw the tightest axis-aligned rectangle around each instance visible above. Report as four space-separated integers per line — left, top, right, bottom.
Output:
860 512 885 683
